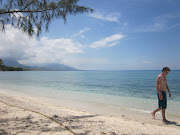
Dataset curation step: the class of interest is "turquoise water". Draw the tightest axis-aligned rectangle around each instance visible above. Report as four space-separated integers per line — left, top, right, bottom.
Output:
0 70 180 119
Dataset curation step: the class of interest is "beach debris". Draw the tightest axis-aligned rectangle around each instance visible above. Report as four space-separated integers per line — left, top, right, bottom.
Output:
25 125 30 128
0 129 7 135
110 132 118 135
69 119 74 122
15 117 19 120
101 132 106 135
52 114 59 118
0 109 8 114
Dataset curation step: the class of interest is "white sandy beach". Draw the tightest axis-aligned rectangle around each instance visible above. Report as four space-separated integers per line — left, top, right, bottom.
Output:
0 90 180 135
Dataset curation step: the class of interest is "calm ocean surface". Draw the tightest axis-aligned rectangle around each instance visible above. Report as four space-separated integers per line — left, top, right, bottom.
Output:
0 70 180 119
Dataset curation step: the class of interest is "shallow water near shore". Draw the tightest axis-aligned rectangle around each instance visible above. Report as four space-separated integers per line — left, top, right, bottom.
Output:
0 70 180 121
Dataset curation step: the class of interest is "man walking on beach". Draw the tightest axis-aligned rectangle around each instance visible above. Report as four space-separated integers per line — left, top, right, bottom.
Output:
151 67 171 122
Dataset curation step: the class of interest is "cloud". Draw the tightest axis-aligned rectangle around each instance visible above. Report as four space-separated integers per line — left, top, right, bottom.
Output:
89 34 125 48
73 27 91 39
21 37 84 64
80 27 90 34
11 12 23 18
135 13 180 32
0 25 37 60
61 57 110 70
0 26 127 69
142 60 152 64
88 12 121 23
81 35 85 38
40 37 83 54
0 25 83 65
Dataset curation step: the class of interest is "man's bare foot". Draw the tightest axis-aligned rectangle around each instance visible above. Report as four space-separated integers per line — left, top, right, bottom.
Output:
162 119 169 123
151 112 155 119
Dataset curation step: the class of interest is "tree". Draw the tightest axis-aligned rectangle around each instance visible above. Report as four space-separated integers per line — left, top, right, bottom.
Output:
0 58 3 65
0 0 93 37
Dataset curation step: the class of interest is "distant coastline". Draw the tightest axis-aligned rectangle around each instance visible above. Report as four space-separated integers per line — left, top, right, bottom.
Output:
0 58 79 71
0 65 23 71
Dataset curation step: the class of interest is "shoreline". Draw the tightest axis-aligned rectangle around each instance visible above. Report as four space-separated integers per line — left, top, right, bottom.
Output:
0 90 180 135
1 87 179 123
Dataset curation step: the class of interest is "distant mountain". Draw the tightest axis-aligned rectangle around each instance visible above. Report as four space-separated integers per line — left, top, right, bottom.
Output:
34 63 79 71
2 58 79 71
2 58 26 67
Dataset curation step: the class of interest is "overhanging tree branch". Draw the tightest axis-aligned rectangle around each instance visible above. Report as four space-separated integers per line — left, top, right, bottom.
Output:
0 0 94 37
20 0 37 11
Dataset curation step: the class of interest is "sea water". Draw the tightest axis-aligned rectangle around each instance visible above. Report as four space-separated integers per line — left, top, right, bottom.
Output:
0 70 180 120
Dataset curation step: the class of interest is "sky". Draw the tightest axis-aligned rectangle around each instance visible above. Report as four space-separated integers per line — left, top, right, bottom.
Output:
0 0 180 70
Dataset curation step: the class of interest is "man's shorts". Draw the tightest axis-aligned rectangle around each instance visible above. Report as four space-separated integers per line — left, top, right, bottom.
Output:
157 91 167 109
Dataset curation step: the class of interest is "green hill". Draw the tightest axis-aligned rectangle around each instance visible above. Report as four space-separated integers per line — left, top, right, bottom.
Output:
0 58 23 71
0 65 23 71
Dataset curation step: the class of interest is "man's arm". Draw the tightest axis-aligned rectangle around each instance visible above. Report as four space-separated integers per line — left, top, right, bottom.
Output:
156 76 163 100
166 84 171 97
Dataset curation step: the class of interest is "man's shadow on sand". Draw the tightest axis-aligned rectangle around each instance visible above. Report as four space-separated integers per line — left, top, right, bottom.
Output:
164 120 180 126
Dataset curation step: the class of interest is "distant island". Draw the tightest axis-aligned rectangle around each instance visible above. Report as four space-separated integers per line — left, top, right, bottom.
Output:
0 65 23 71
0 58 79 71
0 58 23 71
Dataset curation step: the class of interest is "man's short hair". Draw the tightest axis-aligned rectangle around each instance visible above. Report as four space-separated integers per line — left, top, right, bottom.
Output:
162 67 170 72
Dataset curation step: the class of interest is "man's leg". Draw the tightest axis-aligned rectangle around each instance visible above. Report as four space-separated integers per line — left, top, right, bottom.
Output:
151 108 161 119
162 109 167 122
161 91 167 122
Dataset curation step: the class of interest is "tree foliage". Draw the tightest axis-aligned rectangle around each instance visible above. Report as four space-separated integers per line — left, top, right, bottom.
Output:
0 0 93 37
0 65 23 71
0 58 3 65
